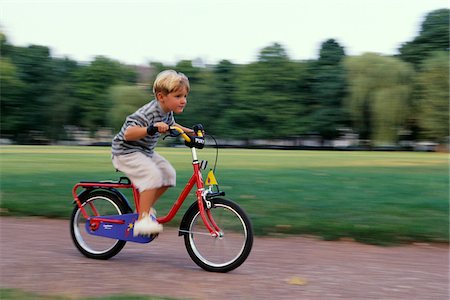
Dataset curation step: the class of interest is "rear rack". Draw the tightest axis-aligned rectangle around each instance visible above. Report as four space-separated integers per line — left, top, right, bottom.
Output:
72 176 136 220
79 176 131 185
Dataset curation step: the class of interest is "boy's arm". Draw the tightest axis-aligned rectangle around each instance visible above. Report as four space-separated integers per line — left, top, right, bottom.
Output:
124 123 196 141
124 122 169 141
174 123 195 135
123 126 148 141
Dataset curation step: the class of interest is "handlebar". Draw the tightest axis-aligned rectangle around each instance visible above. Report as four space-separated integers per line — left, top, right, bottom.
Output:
148 124 205 149
169 126 193 143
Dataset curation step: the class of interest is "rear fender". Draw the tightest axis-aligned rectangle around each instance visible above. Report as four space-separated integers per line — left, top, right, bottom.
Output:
74 188 133 213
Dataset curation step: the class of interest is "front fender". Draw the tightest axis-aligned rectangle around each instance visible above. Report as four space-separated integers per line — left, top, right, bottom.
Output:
178 201 199 236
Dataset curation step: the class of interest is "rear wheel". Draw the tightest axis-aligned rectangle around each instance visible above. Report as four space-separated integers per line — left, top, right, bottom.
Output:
70 190 131 259
183 198 253 272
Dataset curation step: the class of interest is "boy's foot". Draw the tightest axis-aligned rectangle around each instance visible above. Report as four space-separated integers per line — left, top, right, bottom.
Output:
133 211 163 236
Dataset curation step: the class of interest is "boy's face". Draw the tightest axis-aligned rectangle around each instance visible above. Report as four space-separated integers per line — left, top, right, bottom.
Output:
158 87 188 114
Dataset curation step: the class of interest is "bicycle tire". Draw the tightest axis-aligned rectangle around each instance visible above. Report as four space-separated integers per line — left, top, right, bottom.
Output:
70 189 131 259
183 198 253 272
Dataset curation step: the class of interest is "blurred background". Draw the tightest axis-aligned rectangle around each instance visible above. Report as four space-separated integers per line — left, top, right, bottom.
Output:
0 1 448 150
0 3 449 297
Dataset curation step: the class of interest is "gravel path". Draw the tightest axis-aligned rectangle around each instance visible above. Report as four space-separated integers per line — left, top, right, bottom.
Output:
0 217 448 299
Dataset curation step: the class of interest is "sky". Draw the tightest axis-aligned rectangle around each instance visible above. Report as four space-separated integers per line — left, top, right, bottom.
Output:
1 0 449 66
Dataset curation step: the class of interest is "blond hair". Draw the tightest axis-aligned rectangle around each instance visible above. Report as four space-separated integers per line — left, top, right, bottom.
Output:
153 70 190 96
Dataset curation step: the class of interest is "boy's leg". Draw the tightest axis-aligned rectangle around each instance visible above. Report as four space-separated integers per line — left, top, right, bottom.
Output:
137 151 175 218
138 189 157 219
138 186 169 220
113 152 169 235
134 186 169 236
155 186 169 201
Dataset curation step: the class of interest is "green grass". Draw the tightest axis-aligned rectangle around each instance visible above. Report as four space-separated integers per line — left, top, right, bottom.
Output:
0 288 180 300
0 145 448 245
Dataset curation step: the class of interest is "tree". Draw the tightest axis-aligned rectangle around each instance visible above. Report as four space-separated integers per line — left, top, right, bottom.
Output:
210 60 238 134
226 43 309 139
6 44 55 142
72 56 138 132
318 39 346 66
0 32 13 57
415 51 449 142
41 57 81 141
344 53 415 145
257 42 289 63
0 58 25 138
399 9 449 68
307 39 349 140
108 85 152 131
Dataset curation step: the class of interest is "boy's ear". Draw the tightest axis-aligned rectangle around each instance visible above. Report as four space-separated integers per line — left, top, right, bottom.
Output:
156 92 164 101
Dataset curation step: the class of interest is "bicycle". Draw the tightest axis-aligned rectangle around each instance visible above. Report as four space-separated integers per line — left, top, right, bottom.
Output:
70 125 253 272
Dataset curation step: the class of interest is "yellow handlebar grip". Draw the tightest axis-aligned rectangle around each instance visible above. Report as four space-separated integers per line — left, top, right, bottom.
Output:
182 133 191 143
170 126 191 143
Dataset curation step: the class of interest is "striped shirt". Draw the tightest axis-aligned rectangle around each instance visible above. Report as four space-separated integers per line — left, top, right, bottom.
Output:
111 99 175 157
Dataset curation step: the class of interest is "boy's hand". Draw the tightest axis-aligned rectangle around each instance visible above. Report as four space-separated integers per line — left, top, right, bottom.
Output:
154 122 169 133
193 124 205 135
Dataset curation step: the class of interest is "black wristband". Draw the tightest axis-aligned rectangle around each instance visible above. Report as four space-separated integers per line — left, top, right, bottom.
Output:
147 126 158 136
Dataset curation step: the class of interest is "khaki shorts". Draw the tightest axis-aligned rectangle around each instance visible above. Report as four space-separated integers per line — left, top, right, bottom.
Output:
112 152 176 192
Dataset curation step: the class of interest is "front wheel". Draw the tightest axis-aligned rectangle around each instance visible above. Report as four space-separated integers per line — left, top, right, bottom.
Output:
183 198 253 272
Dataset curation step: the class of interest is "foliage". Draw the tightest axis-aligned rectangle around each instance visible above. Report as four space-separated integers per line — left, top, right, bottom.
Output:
4 44 55 142
43 57 81 141
0 58 25 137
344 53 415 145
72 56 138 132
0 49 139 142
210 60 238 135
108 85 152 131
307 39 349 140
415 51 449 142
0 8 448 144
399 9 449 68
230 43 308 138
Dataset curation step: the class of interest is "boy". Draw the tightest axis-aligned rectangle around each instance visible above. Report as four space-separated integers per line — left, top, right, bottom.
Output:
111 70 193 236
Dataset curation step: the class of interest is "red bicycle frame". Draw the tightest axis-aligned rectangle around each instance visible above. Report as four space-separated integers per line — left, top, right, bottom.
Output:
72 144 221 237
